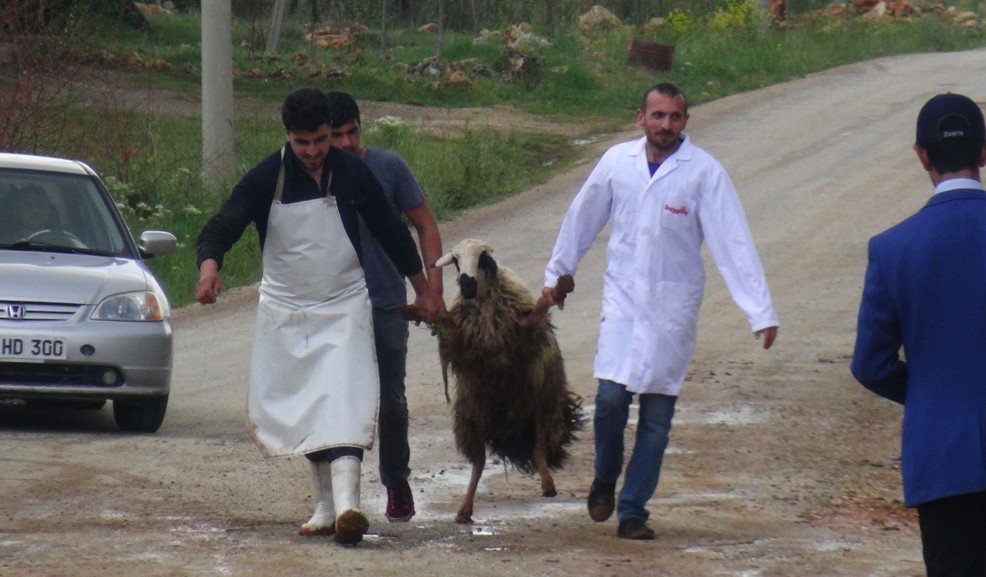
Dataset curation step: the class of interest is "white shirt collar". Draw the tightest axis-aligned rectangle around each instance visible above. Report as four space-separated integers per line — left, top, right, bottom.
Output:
934 177 984 195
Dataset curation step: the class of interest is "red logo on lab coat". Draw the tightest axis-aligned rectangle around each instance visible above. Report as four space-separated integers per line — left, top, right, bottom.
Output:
664 204 688 215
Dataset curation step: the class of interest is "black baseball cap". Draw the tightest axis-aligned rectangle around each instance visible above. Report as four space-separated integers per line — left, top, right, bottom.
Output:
916 93 985 145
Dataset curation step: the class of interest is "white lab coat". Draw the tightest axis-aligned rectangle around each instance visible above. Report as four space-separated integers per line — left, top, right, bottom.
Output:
544 135 777 395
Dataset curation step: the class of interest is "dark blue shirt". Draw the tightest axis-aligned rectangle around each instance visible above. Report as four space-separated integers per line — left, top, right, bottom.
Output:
358 148 425 310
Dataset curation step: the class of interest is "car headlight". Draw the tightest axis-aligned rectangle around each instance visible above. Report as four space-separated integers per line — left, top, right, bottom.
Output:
92 291 170 321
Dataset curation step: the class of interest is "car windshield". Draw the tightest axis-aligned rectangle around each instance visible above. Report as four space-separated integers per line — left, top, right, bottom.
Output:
0 169 131 256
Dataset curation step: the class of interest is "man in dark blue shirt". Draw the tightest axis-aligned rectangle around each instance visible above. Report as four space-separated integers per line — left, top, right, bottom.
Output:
325 91 444 523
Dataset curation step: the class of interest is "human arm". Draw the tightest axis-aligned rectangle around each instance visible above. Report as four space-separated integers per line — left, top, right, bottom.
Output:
194 156 276 304
195 206 248 305
699 164 779 343
850 238 907 404
541 154 615 302
195 202 253 274
404 201 444 309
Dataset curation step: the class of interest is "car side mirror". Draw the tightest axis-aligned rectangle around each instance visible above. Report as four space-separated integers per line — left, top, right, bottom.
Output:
138 230 178 259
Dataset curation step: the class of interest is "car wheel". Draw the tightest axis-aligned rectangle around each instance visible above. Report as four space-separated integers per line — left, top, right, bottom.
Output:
113 394 168 433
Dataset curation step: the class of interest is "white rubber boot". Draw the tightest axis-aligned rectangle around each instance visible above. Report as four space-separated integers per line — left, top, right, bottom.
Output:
330 456 369 545
299 460 334 536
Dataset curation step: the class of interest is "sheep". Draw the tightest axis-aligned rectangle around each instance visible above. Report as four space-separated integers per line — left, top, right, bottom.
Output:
405 238 582 524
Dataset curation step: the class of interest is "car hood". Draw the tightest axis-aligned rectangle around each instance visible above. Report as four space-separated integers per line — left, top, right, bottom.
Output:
0 250 153 305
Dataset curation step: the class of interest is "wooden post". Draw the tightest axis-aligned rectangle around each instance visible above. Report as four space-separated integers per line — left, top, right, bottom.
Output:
201 0 236 191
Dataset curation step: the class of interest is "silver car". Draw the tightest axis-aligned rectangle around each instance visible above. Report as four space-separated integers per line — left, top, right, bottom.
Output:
0 152 177 432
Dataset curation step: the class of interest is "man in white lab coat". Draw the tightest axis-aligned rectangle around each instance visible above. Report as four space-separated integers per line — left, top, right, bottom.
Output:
540 83 779 539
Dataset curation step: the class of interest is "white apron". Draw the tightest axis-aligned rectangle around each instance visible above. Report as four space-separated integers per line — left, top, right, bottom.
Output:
247 154 379 458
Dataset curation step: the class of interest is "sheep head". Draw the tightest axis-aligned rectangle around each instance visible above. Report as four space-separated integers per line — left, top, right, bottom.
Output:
435 238 498 300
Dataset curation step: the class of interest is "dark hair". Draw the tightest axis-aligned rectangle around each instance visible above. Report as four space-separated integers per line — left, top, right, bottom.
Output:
641 83 687 113
923 138 983 174
325 91 361 128
280 87 331 133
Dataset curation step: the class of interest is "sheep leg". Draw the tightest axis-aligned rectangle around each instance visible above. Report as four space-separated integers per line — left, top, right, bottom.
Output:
534 447 557 498
456 459 484 524
521 274 575 328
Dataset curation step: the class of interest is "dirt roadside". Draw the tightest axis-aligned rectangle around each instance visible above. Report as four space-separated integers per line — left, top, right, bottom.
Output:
102 77 619 138
3 48 986 577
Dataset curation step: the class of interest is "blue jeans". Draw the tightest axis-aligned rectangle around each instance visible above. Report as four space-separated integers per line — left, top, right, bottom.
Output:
593 379 677 522
373 308 411 488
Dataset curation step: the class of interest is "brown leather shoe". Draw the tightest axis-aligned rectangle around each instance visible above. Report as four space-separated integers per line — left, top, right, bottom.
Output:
617 517 655 540
587 479 616 522
386 479 416 522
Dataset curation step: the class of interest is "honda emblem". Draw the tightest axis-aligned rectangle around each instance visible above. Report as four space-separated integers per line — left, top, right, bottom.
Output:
0 303 26 320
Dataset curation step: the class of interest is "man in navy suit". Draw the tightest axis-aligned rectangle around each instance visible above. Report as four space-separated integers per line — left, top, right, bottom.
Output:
852 93 986 577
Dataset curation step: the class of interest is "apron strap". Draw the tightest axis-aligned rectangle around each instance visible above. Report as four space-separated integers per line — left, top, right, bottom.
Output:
274 146 287 202
273 146 334 202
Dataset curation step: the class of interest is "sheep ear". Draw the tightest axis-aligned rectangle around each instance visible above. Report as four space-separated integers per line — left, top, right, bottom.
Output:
434 253 456 268
478 251 498 276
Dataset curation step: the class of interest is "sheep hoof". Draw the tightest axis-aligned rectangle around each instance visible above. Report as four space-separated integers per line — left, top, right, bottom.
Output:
455 512 473 524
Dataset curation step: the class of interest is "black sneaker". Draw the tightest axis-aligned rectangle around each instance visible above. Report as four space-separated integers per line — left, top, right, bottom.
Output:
617 517 655 540
587 479 616 522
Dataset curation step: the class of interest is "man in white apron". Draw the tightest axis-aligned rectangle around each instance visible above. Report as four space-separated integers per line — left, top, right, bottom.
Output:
195 88 441 545
540 83 779 540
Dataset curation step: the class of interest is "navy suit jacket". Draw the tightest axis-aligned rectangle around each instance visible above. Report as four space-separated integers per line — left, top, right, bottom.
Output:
852 187 986 507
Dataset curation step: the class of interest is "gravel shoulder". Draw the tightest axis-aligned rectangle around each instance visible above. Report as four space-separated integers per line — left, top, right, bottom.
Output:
3 48 986 577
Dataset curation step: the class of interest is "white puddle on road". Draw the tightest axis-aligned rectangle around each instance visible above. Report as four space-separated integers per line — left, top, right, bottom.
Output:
169 523 226 534
360 458 586 525
812 540 859 552
657 492 743 506
674 404 767 426
0 540 24 547
98 508 127 520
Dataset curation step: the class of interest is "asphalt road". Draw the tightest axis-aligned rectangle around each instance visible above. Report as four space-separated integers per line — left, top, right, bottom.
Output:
2 47 985 577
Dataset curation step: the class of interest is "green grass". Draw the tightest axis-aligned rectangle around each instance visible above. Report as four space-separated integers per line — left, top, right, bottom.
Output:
5 6 985 308
364 120 572 218
73 9 984 117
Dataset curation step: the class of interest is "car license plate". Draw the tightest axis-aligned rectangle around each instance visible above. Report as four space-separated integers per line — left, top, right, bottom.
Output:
0 336 67 362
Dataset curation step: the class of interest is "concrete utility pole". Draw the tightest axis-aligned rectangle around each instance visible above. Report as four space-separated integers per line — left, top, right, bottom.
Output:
201 0 236 190
266 0 287 53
